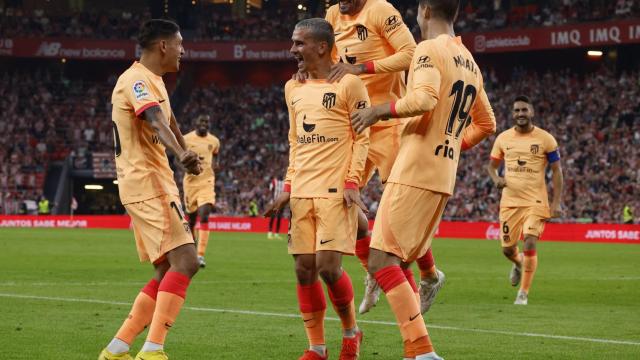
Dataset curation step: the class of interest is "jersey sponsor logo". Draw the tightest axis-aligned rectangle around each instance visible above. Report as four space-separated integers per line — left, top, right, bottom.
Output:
356 25 369 41
384 15 401 33
414 55 434 71
302 115 315 132
530 144 540 154
322 92 337 109
356 100 367 109
434 140 455 160
517 159 527 166
132 80 151 101
344 53 357 64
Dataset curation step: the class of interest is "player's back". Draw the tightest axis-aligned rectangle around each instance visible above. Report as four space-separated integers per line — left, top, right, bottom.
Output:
111 62 178 204
183 131 219 185
388 35 489 195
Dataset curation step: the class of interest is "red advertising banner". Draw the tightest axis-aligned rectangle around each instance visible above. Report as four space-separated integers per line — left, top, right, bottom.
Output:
1 216 638 245
0 20 638 61
463 19 640 53
0 38 291 61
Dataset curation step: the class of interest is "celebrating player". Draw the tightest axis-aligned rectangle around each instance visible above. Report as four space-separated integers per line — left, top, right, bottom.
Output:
351 0 497 358
99 19 202 360
487 95 564 305
267 176 286 239
323 0 444 315
265 18 370 360
183 114 220 268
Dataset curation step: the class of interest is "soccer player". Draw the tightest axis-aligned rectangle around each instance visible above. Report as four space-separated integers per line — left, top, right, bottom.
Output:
265 18 370 360
351 0 496 358
98 19 202 360
323 0 444 315
183 114 220 268
487 95 564 305
267 176 286 239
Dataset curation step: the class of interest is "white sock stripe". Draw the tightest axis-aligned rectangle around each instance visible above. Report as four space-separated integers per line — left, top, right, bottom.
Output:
0 292 638 347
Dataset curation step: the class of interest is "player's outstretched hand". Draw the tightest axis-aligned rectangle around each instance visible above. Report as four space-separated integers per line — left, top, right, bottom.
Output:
495 178 507 189
180 150 202 175
352 106 380 134
551 203 563 218
328 63 363 83
344 188 368 214
292 71 308 83
263 192 291 218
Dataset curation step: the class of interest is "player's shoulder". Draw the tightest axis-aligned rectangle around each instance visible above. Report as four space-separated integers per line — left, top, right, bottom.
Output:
184 130 196 138
337 73 365 91
325 4 339 21
284 79 301 95
367 0 400 17
496 127 516 141
209 133 220 143
534 126 557 142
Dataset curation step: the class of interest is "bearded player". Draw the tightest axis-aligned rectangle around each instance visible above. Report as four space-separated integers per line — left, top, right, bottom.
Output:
487 95 564 305
351 0 497 357
183 114 220 268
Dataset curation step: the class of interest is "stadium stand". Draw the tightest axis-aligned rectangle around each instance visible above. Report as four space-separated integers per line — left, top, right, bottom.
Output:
1 1 637 40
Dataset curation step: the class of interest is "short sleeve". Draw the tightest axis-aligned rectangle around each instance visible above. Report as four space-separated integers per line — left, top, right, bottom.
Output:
490 136 503 160
342 75 370 112
122 74 160 116
545 133 560 163
212 137 220 155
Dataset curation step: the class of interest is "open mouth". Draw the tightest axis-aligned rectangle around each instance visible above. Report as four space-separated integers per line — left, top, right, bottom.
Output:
293 54 304 68
339 0 352 11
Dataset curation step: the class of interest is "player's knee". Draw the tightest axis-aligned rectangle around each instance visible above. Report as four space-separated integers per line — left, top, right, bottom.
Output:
199 215 209 224
356 227 369 240
318 265 341 284
294 263 315 284
502 246 516 258
523 236 537 251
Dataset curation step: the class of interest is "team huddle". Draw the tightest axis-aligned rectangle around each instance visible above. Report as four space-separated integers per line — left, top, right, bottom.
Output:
99 0 564 359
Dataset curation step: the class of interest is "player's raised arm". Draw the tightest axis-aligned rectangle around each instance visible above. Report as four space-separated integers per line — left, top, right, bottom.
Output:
366 5 416 74
486 137 506 189
460 87 497 151
143 106 201 175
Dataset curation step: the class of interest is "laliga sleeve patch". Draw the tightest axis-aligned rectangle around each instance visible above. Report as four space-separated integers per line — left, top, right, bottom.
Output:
132 80 151 101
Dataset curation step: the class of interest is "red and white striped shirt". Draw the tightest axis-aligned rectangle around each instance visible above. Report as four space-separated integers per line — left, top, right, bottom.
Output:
269 178 286 200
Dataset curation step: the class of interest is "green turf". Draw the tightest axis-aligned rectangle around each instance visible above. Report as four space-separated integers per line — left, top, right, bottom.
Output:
0 228 638 359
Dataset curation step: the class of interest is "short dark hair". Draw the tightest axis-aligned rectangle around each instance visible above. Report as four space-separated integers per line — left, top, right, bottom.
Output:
418 0 460 22
514 95 531 104
295 18 335 50
138 19 180 50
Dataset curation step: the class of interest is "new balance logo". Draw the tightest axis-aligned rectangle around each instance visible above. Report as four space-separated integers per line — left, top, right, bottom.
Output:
320 239 334 245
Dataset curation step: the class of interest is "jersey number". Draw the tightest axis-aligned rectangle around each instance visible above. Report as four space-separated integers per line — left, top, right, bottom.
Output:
446 80 477 139
112 121 122 157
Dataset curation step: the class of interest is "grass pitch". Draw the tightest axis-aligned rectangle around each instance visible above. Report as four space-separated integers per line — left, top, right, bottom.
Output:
0 228 638 359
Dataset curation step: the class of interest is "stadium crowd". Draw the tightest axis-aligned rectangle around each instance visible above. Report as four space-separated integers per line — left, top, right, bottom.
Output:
1 0 638 41
0 64 637 223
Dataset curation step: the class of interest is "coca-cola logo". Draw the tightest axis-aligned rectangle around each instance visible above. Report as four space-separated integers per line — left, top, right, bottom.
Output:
485 224 500 240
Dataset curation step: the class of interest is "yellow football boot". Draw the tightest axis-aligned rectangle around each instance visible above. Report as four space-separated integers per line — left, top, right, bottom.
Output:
98 348 133 360
134 350 169 360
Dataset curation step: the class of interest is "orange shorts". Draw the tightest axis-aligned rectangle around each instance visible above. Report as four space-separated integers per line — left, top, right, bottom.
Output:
360 124 402 187
125 194 194 263
370 183 449 262
499 207 548 247
183 182 215 214
288 197 358 255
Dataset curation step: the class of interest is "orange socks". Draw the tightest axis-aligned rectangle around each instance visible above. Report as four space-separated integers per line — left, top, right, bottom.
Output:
197 229 210 257
327 271 357 331
375 265 433 354
115 279 159 345
403 268 420 306
355 236 371 271
146 272 191 346
297 281 327 346
520 250 538 293
416 249 437 280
